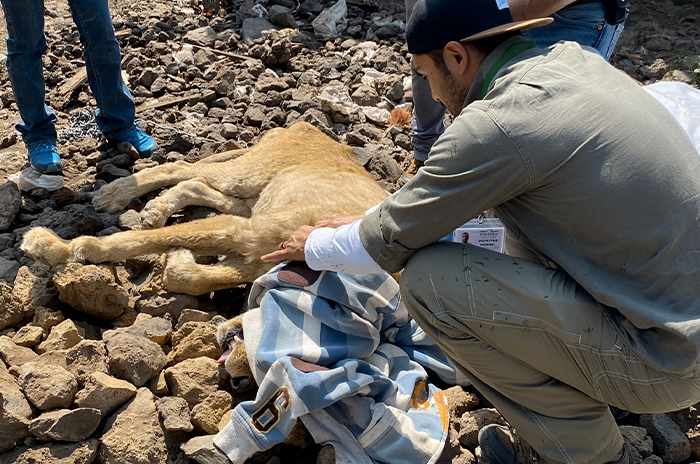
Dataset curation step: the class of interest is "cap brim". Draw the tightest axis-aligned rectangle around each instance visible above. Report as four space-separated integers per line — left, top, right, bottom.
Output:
460 17 554 42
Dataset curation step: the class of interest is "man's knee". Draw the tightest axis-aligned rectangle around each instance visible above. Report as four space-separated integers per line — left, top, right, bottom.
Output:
400 242 455 300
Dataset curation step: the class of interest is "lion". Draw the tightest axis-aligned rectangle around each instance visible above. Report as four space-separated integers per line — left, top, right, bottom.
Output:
216 313 254 392
20 121 388 296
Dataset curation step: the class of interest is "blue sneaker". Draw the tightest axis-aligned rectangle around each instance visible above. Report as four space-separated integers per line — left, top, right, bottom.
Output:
112 124 158 157
28 144 62 174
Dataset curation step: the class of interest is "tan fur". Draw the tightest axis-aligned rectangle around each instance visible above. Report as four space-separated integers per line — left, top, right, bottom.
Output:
216 315 254 392
20 122 388 295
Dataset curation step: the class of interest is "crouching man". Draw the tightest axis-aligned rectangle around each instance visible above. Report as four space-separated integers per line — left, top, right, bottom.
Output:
263 0 700 463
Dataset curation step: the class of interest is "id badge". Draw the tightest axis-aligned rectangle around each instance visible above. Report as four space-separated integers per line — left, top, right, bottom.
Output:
452 217 506 253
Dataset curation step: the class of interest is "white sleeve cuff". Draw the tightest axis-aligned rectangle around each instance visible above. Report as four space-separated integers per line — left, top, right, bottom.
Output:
305 221 385 274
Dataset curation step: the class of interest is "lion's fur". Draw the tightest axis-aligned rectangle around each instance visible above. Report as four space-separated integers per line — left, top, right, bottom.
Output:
21 122 388 295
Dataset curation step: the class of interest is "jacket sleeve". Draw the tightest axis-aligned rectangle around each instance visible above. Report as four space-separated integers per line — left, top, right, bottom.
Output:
359 106 531 273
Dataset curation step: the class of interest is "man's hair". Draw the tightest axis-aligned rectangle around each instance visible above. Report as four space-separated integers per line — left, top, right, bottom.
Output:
426 32 519 76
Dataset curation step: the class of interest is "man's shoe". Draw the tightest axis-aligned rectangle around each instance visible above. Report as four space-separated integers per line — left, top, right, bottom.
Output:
28 144 62 174
112 125 158 157
479 425 628 464
399 158 425 185
478 425 542 464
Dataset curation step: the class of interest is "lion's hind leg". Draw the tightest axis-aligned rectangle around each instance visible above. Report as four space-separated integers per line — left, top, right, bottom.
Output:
20 228 73 266
162 249 272 295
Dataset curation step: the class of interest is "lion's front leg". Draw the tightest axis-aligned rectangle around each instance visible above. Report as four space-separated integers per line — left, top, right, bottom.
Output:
140 178 250 230
92 160 194 213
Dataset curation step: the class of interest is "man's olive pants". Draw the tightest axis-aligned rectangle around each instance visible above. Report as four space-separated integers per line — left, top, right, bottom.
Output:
400 242 700 464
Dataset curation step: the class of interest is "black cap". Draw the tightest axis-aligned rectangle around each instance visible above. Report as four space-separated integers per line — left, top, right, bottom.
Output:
406 0 553 54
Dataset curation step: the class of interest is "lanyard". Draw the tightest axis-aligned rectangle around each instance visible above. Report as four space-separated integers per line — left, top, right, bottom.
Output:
480 41 535 99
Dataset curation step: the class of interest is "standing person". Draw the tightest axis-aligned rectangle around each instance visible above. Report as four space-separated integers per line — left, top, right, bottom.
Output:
0 0 158 174
263 0 700 463
402 0 628 182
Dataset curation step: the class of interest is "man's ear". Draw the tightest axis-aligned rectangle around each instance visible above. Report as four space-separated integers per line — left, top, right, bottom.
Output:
443 41 470 76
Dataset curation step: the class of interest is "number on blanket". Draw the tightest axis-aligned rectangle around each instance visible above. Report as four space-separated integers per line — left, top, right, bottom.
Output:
251 387 291 433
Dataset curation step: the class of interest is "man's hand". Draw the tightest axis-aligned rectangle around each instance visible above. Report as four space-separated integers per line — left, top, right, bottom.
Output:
507 0 576 21
314 213 366 229
261 225 315 263
262 213 365 263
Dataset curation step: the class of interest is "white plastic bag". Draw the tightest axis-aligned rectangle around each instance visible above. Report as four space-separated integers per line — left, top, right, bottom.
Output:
312 0 347 39
173 44 195 66
8 168 63 192
318 84 359 118
360 107 390 125
644 82 700 155
251 3 268 18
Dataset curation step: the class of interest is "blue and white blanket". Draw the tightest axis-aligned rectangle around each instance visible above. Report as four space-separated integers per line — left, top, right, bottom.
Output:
214 261 469 464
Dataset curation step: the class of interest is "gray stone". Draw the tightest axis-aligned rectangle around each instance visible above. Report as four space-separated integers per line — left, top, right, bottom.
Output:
11 326 44 348
646 36 674 51
138 69 159 88
194 48 215 68
156 396 193 432
0 438 99 464
0 282 22 331
31 306 65 333
136 292 200 320
0 181 21 233
444 386 479 417
181 435 230 464
185 27 219 48
191 390 233 434
176 308 212 328
23 204 103 241
168 321 222 364
52 263 129 320
146 370 169 395
0 257 20 285
11 263 57 314
36 319 83 354
0 335 38 367
150 76 168 94
33 349 68 370
65 340 109 383
221 123 238 139
29 407 101 442
74 372 137 416
269 5 297 29
640 413 691 464
642 455 663 464
103 315 172 346
17 362 78 410
241 17 278 45
98 388 168 464
316 444 335 464
118 209 141 230
351 85 380 107
164 357 221 408
621 425 654 458
106 333 167 387
367 147 403 183
457 408 507 451
0 363 32 452
436 424 475 464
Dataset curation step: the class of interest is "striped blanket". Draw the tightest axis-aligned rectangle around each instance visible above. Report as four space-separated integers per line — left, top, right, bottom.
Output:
214 261 469 464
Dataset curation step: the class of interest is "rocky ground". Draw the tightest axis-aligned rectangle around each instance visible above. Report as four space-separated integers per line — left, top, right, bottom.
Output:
0 0 699 463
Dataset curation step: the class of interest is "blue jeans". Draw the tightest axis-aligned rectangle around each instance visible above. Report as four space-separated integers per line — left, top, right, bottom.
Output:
408 0 628 162
0 0 136 149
